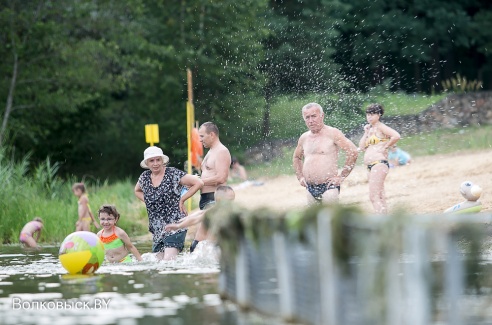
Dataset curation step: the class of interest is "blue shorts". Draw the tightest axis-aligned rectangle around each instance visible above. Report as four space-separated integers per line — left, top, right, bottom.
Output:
152 230 187 253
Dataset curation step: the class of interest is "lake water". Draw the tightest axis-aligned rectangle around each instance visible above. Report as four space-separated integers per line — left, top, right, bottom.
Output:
0 242 283 325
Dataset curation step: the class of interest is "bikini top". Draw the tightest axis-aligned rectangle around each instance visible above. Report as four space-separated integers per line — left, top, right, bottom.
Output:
99 228 124 250
365 133 389 148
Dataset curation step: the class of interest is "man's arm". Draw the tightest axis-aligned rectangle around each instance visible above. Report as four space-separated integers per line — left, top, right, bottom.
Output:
179 174 204 214
292 137 306 187
200 150 231 186
329 130 358 185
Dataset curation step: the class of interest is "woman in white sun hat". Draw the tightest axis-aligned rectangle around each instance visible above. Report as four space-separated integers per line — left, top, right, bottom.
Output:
134 146 203 260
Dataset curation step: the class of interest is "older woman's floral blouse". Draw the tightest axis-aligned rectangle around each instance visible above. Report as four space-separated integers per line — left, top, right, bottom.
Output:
138 167 186 243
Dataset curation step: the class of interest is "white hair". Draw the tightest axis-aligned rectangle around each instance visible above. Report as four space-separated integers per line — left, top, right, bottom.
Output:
302 102 324 115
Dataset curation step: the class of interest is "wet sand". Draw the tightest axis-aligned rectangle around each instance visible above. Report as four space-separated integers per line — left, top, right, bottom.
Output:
233 150 492 214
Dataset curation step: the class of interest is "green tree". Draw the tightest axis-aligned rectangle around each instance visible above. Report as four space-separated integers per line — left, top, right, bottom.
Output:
260 0 345 137
333 0 492 92
0 0 175 178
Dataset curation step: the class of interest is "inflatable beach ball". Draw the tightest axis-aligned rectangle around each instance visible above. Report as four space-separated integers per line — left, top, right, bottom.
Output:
59 231 105 274
460 181 482 201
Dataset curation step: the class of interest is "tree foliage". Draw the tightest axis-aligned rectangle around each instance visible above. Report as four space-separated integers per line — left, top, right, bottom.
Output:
0 0 491 179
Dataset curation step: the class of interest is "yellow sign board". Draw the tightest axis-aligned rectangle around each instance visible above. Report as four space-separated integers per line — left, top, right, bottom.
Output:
145 124 159 146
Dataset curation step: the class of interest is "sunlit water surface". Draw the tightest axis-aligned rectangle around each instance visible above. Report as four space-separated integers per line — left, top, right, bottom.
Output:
0 242 282 325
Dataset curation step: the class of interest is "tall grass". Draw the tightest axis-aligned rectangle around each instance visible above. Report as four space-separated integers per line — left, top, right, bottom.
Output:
0 149 148 244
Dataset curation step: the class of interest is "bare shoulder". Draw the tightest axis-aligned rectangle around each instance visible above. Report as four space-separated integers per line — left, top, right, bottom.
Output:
378 122 399 135
115 227 128 238
325 126 345 139
219 144 231 155
96 229 103 237
79 195 89 203
297 131 310 144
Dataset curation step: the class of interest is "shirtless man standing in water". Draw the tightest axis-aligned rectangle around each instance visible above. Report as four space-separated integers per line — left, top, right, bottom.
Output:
190 122 231 252
293 103 359 204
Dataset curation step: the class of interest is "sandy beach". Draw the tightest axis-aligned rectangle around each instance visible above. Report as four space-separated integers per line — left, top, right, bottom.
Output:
232 150 492 214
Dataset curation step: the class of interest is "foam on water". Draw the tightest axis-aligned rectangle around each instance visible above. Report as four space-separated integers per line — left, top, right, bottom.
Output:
0 241 219 276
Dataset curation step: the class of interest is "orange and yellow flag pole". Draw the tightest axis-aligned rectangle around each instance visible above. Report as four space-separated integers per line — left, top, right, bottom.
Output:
186 69 195 212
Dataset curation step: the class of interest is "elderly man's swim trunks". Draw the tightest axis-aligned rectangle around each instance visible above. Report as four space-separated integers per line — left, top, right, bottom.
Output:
367 160 390 171
199 193 215 210
306 183 340 202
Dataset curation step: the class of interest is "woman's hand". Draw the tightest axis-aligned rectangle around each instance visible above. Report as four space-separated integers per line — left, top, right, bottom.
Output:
363 124 371 133
179 199 187 215
327 175 344 186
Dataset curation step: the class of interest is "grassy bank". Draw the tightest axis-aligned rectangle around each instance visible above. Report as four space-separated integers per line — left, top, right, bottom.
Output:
0 152 150 244
247 125 492 179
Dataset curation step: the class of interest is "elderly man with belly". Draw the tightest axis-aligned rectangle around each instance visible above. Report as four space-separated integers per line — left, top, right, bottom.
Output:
293 102 359 204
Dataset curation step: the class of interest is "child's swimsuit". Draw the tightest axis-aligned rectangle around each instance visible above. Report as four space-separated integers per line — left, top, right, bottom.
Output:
78 195 93 225
307 183 341 202
19 221 42 243
19 233 31 243
99 230 132 263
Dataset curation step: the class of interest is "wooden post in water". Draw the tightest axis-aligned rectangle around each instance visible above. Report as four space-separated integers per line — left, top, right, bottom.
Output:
235 239 250 309
317 210 337 325
274 232 296 321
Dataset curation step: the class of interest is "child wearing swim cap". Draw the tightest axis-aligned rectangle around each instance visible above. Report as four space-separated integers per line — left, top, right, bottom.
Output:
96 205 143 263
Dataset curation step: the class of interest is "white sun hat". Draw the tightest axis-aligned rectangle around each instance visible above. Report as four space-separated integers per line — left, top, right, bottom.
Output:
140 146 169 168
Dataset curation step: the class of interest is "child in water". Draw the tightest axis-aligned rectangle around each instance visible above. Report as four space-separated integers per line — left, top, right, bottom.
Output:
72 183 100 231
165 185 236 249
96 204 143 263
19 217 44 248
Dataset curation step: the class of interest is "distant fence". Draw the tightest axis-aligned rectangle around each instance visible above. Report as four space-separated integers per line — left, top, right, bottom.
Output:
214 206 492 325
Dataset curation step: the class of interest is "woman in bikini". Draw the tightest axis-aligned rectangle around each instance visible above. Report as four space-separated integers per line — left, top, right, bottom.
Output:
97 205 143 263
72 183 100 232
19 217 43 248
359 104 400 214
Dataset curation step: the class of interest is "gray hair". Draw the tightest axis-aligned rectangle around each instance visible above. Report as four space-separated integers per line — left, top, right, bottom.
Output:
302 102 324 115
